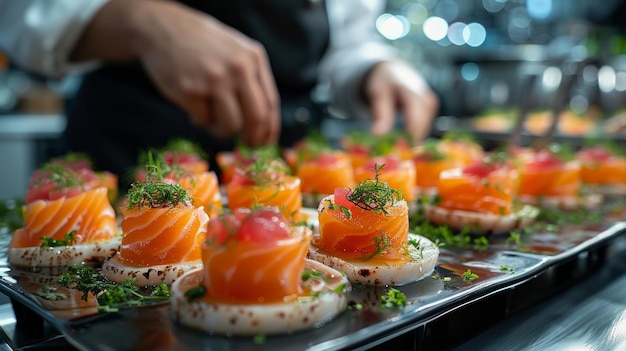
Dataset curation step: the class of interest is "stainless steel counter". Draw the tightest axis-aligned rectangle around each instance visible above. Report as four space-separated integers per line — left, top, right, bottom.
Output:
0 114 65 201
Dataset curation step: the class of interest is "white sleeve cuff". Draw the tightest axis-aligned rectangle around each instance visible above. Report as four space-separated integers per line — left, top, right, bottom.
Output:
0 0 109 78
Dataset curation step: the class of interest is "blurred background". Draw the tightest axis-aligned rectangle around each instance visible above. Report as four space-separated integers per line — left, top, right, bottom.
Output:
2 0 626 200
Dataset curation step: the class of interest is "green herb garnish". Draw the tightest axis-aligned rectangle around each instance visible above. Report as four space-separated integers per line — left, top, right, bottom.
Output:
57 264 170 311
500 265 515 274
184 286 206 302
462 269 479 282
381 287 407 308
40 231 77 248
363 232 391 261
126 181 190 209
35 285 67 301
347 164 402 214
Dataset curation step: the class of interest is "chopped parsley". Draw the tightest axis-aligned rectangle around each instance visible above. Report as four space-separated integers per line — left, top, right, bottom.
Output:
40 231 77 248
126 181 191 209
35 285 67 301
462 269 479 282
347 164 402 214
57 264 170 312
380 287 407 309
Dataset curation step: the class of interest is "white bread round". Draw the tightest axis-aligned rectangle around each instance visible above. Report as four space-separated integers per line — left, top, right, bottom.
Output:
8 237 121 269
582 184 626 196
517 193 603 211
170 259 350 335
423 204 539 234
101 253 201 286
307 233 439 286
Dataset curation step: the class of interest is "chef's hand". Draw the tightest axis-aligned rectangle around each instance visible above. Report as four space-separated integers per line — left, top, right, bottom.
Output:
72 0 280 147
362 60 438 141
139 2 280 146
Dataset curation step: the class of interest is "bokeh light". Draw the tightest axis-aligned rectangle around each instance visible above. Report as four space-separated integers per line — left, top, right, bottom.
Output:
461 62 480 81
423 16 448 41
377 14 410 40
464 23 487 47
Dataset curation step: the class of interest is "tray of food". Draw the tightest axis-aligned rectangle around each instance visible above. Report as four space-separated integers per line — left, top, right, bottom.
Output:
0 135 624 351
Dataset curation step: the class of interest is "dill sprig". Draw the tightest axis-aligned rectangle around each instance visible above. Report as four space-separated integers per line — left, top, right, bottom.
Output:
57 264 170 312
31 163 85 189
162 138 207 160
295 132 333 162
126 181 191 209
40 230 77 248
346 164 402 214
239 155 291 186
415 139 447 162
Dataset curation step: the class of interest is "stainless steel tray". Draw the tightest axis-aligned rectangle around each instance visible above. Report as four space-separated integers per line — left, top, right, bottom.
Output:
0 201 624 351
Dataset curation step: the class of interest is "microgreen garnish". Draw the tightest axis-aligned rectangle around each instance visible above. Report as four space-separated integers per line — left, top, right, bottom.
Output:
162 138 207 160
417 139 447 162
405 238 424 260
547 143 575 162
348 301 363 310
40 230 77 248
363 232 391 261
184 286 207 302
126 181 190 209
500 265 515 274
380 287 407 308
253 334 267 345
462 269 479 282
0 199 24 232
57 264 170 311
347 164 402 214
328 203 351 219
31 163 85 190
35 285 67 301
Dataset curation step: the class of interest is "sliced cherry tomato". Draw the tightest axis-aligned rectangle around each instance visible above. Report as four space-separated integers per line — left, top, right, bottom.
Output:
237 208 290 243
48 186 84 201
349 145 369 156
364 156 400 172
229 168 257 186
206 212 241 244
577 146 612 162
318 152 338 166
462 161 495 178
528 149 563 169
333 187 356 210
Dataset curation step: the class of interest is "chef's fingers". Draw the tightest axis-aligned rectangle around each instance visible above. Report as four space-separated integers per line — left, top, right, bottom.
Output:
209 91 243 140
401 88 438 141
369 87 396 136
254 47 281 144
184 94 211 127
236 44 280 146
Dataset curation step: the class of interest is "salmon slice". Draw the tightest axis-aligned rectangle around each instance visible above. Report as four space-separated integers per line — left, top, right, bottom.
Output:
118 205 208 267
201 230 311 304
178 171 223 218
581 158 626 185
296 152 355 196
10 187 117 249
414 158 461 190
437 167 519 215
518 161 581 197
354 158 416 201
227 176 302 220
316 195 409 262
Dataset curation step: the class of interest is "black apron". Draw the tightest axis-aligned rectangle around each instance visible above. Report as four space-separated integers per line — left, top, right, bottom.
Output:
64 0 329 187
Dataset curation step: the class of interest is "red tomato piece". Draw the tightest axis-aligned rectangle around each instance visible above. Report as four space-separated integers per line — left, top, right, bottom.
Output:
237 208 290 243
462 161 495 178
577 146 612 162
317 152 338 166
